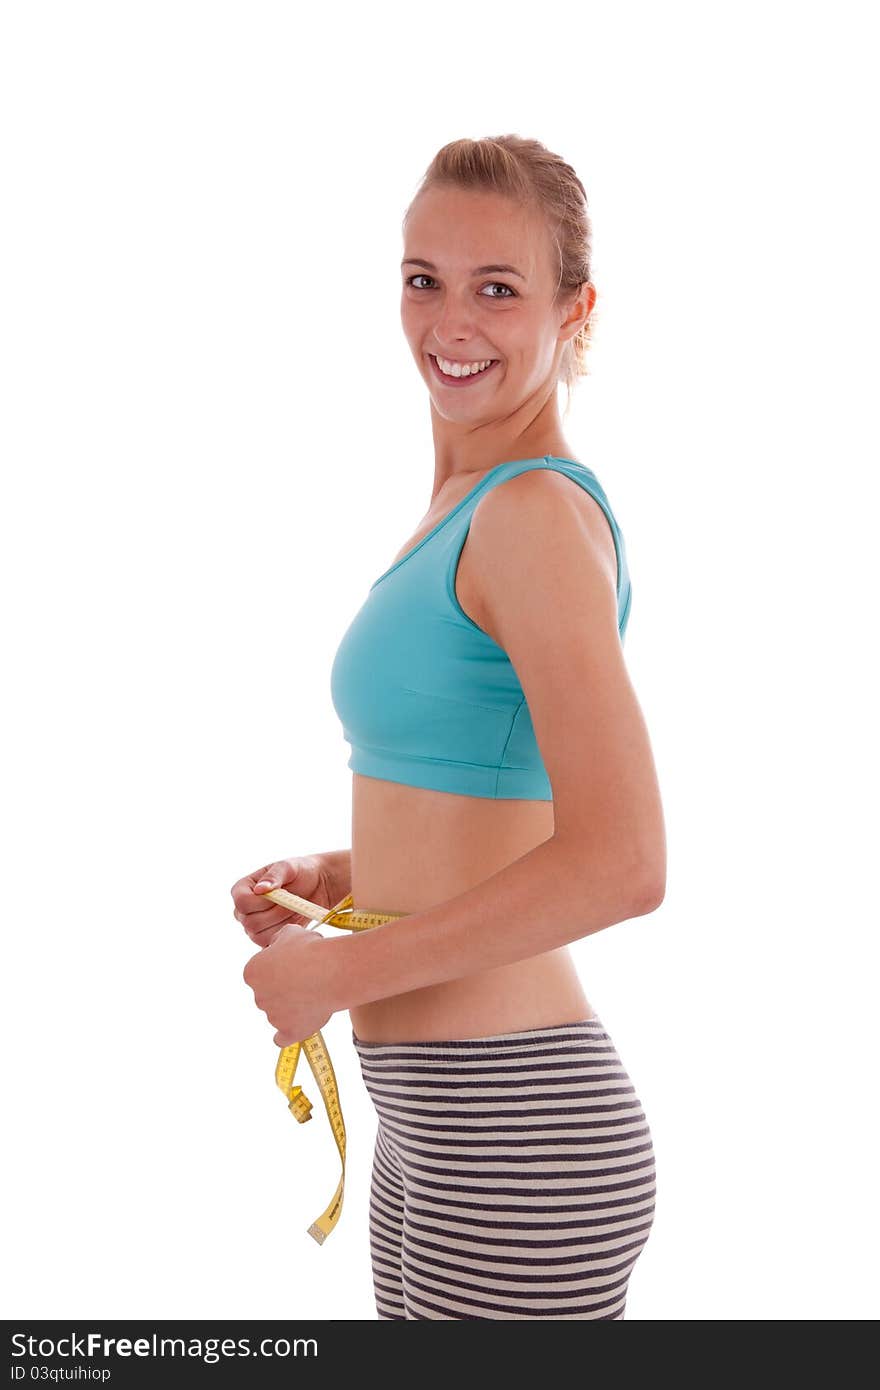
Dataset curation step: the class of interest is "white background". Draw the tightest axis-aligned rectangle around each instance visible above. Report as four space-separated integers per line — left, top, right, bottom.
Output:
2 1 877 1322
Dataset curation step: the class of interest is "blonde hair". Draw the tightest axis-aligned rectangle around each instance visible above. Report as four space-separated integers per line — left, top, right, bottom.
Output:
402 134 597 414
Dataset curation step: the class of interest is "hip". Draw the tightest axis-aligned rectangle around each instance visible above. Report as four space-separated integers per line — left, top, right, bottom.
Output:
352 1016 655 1160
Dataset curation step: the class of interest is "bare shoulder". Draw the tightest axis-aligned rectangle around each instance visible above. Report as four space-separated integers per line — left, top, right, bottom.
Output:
456 465 619 639
488 465 617 578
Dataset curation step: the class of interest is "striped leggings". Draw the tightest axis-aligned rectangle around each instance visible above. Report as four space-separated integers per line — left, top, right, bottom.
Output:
352 1017 656 1320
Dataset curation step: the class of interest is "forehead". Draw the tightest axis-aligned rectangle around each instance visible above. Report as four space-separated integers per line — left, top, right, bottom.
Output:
404 185 551 279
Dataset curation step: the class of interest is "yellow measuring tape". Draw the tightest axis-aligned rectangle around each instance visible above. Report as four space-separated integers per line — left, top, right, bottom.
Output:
260 888 405 1245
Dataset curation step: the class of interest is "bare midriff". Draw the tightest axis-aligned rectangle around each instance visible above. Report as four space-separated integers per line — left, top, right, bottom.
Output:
348 776 596 1043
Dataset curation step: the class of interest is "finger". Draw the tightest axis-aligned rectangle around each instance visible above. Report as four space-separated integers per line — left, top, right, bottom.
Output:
231 868 273 904
239 901 293 928
252 861 298 895
252 860 319 907
245 923 285 947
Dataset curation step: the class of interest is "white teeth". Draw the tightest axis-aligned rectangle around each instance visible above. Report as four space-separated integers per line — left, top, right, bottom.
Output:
434 355 496 378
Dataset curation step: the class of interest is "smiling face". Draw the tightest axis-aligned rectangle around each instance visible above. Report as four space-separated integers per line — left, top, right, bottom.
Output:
401 184 586 425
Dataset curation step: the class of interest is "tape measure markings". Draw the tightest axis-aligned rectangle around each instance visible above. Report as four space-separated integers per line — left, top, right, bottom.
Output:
263 888 405 1244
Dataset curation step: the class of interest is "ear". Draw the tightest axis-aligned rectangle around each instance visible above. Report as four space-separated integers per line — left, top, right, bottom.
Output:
559 280 597 343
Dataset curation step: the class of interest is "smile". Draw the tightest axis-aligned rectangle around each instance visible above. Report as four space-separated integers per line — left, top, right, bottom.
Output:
428 354 500 387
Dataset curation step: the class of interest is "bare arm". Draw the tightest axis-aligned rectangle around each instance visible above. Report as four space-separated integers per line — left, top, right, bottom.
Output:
326 834 658 1009
322 469 666 1011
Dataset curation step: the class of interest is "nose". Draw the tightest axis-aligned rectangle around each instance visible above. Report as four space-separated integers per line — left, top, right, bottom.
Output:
430 290 480 348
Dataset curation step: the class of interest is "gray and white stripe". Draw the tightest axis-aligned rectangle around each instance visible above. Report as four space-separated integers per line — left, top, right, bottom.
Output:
353 1018 656 1320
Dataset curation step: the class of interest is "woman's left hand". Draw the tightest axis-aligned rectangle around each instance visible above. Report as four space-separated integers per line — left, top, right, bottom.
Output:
242 924 335 1047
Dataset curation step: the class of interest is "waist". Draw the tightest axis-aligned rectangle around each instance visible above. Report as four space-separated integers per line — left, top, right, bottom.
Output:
352 770 555 913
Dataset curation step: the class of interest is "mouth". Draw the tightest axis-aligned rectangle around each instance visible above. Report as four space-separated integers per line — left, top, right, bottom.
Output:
427 353 501 388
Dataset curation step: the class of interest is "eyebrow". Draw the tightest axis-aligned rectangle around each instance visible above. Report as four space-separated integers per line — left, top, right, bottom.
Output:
401 257 526 280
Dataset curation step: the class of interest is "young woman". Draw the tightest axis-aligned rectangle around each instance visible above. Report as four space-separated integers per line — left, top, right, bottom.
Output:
232 135 666 1320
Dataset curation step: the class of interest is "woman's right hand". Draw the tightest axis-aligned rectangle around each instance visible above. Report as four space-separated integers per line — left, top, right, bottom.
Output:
230 854 342 949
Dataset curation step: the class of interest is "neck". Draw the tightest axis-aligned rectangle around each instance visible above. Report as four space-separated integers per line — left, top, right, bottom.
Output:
428 384 575 489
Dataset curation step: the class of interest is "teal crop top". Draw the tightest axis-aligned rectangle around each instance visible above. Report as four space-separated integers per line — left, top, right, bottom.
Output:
329 455 632 800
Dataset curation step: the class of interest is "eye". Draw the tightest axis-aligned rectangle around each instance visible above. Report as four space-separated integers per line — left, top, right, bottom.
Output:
403 275 517 299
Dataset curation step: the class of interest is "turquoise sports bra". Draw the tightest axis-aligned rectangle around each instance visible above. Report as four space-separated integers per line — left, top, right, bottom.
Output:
329 455 632 801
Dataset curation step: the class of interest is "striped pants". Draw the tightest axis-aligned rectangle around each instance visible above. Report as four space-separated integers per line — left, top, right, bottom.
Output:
352 1017 656 1320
